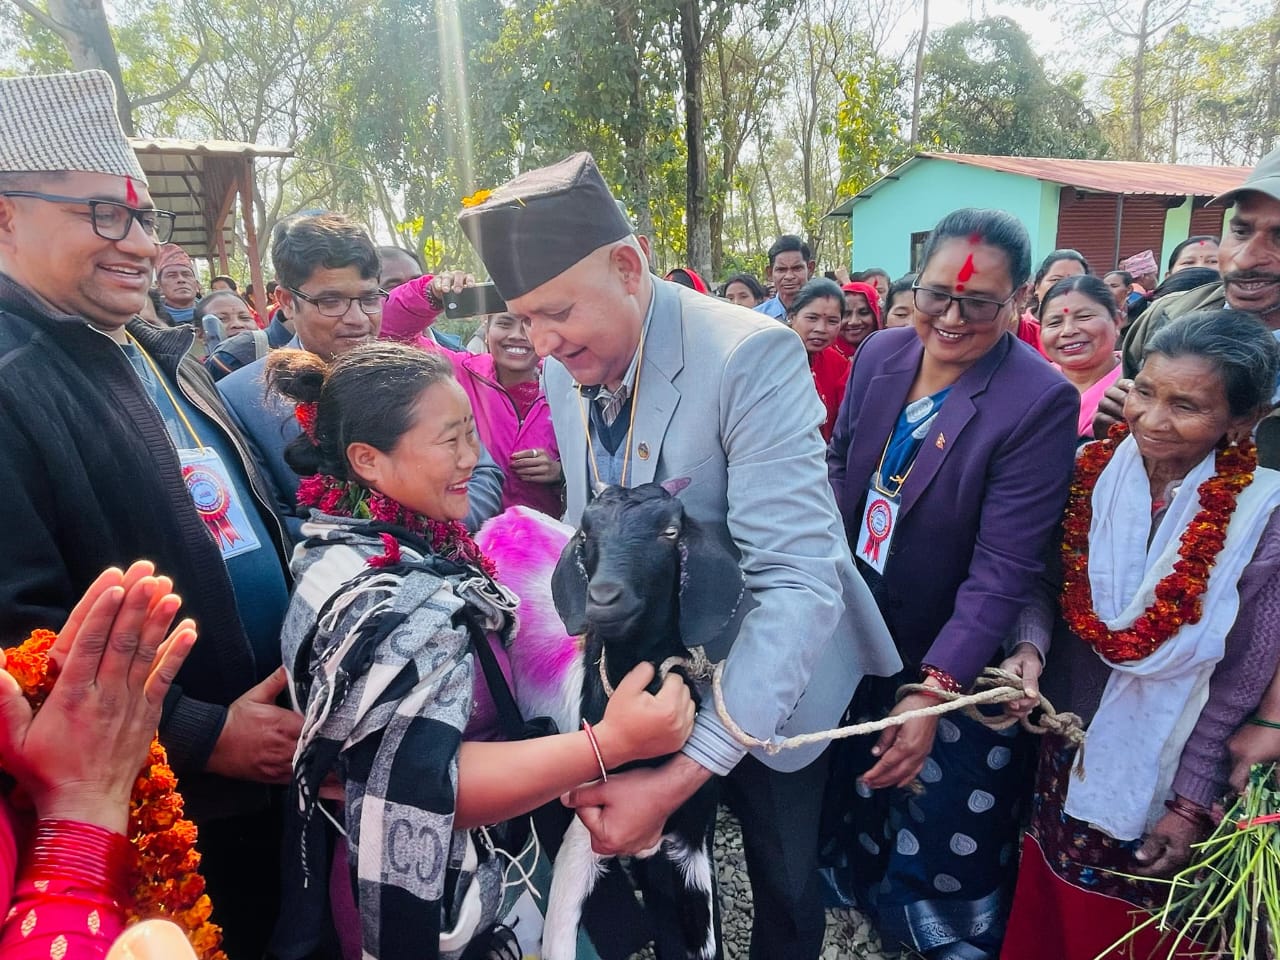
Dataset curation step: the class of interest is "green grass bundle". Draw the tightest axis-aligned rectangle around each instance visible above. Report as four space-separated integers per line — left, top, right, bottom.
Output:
1101 764 1280 959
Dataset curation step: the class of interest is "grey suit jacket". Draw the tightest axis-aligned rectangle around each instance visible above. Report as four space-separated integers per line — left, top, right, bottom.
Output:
546 279 900 773
217 341 506 542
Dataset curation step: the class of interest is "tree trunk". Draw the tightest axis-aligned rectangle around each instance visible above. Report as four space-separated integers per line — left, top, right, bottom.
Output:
1265 0 1280 154
1130 0 1150 158
680 0 711 279
910 0 928 146
612 0 656 270
43 0 134 133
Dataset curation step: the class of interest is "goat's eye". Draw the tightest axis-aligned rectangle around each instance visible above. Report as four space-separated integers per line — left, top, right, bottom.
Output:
661 524 680 540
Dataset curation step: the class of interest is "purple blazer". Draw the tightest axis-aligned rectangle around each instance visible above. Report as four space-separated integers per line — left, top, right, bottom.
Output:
827 326 1079 686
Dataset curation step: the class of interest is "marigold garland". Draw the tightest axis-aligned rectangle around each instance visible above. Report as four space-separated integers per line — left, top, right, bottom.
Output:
459 188 492 208
297 473 499 578
1 630 226 960
1061 421 1256 663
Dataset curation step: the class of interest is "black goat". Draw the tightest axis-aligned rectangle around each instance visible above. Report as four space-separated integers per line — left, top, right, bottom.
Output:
541 481 744 960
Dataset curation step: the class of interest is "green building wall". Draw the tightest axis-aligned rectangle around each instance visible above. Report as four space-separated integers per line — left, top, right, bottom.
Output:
847 157 1218 282
849 160 1057 279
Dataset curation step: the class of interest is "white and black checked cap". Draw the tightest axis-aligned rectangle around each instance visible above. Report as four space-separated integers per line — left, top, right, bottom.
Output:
0 70 146 182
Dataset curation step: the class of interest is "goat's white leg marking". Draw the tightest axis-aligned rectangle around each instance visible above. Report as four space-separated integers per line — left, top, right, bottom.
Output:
662 833 717 960
542 816 607 960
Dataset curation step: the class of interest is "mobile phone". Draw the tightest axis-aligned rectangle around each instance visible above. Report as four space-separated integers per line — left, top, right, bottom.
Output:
444 282 507 319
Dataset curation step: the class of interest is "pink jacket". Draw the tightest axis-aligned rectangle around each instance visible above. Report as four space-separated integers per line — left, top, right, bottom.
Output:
383 276 564 517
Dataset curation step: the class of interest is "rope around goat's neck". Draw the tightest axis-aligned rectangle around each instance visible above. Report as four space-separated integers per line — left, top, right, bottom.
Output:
597 647 699 697
710 665 1086 756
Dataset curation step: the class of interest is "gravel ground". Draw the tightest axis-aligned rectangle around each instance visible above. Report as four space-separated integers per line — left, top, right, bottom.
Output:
627 805 891 960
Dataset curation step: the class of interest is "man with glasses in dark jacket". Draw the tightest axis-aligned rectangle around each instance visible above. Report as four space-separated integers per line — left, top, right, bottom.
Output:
0 69 297 959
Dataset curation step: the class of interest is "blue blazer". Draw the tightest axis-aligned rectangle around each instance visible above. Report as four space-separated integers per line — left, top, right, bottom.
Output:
827 327 1079 685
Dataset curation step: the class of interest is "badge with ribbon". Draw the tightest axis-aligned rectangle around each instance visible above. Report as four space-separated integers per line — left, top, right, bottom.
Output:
856 486 899 575
179 448 261 560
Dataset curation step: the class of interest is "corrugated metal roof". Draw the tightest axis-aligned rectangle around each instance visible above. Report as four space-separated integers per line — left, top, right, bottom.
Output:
929 153 1252 197
130 138 292 158
828 152 1254 217
127 139 292 260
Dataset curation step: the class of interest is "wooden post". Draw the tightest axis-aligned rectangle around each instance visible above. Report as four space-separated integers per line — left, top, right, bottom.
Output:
215 226 229 276
240 159 266 317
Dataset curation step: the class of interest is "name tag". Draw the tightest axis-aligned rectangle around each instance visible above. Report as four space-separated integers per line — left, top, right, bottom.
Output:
856 486 899 575
179 447 261 560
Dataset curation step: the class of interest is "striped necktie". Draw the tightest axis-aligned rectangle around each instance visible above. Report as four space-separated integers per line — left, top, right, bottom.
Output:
595 383 631 428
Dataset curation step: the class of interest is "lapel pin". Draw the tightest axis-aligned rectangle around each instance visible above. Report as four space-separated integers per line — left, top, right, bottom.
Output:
936 433 946 450
638 442 650 460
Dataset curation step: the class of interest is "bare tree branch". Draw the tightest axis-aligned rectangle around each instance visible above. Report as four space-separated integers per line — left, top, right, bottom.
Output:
6 0 74 40
130 49 209 107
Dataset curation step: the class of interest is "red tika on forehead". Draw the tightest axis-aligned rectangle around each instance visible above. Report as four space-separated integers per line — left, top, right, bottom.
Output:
968 231 983 245
125 176 138 205
955 253 977 292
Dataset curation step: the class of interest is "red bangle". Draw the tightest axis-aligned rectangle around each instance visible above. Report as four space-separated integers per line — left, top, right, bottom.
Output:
921 665 963 694
28 819 132 903
1164 797 1211 829
581 720 608 782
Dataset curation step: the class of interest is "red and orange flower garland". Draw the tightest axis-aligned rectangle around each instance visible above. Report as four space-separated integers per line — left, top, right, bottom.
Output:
1061 422 1256 663
1 630 225 960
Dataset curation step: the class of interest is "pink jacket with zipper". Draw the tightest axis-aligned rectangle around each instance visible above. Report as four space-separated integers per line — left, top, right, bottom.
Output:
383 275 564 517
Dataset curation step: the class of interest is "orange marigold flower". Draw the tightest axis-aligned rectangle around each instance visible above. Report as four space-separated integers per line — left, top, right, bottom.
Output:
2 631 224 960
1061 427 1250 664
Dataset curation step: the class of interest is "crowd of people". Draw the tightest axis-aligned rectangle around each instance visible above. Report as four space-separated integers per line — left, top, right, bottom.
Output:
3 66 1280 960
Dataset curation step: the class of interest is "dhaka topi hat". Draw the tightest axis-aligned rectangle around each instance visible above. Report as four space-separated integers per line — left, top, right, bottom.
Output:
0 70 146 183
155 243 195 279
1213 145 1280 207
457 152 634 301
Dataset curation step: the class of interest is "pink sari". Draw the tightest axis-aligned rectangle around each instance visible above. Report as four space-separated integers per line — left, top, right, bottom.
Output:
1071 362 1123 438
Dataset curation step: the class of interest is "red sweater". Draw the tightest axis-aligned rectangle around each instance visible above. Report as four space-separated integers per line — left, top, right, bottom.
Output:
809 346 851 442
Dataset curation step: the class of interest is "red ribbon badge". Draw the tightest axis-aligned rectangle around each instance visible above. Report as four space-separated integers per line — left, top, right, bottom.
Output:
182 464 244 550
862 496 894 563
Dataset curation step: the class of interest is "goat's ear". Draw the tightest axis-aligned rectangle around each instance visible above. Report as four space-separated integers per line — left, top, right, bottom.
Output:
551 532 590 636
678 521 745 649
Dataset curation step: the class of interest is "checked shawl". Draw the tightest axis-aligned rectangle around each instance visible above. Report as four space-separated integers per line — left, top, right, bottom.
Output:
278 514 515 960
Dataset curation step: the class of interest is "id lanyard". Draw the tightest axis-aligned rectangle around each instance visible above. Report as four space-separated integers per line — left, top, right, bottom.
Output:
576 327 648 495
128 336 259 559
857 432 919 574
127 334 206 448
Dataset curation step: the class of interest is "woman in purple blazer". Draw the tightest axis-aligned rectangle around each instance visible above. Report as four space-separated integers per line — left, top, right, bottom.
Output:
821 208 1080 959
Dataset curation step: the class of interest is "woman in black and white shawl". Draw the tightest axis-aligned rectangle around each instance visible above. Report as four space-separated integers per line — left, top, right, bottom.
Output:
266 344 696 960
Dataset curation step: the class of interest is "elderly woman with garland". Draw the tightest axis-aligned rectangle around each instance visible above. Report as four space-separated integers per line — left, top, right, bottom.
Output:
1000 309 1280 960
267 343 695 960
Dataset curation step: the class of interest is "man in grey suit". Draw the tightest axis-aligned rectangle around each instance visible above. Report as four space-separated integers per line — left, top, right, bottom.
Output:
458 153 899 959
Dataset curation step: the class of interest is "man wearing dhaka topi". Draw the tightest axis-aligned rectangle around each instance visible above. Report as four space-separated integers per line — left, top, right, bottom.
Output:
0 70 296 958
458 152 900 960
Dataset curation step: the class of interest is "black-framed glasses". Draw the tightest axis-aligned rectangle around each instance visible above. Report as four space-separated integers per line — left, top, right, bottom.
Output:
0 191 176 243
289 287 388 317
912 284 1016 325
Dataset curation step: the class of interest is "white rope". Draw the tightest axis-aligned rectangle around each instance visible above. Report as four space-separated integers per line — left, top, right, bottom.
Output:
711 663 1085 755
595 649 1083 757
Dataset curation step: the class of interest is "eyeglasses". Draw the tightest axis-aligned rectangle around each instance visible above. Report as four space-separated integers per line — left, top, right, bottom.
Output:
912 285 1016 325
0 191 176 243
289 287 388 317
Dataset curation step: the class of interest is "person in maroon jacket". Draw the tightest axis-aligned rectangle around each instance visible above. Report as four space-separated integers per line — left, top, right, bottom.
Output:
822 207 1079 959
